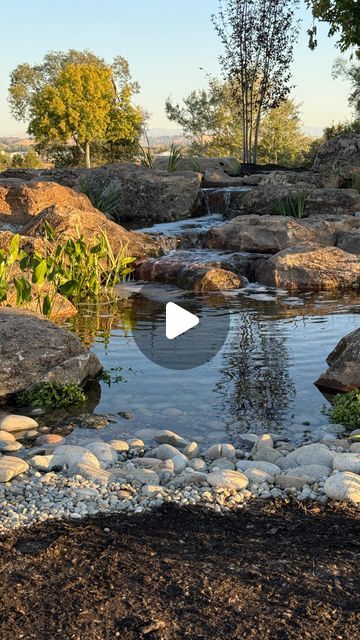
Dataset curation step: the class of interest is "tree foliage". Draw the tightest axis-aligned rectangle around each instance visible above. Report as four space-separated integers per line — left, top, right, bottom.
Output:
11 149 43 169
212 0 300 163
8 50 144 168
306 0 360 53
165 80 244 156
257 100 311 165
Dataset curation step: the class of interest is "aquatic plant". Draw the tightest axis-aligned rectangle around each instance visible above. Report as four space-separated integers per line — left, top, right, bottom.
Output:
0 226 135 318
17 382 86 408
277 191 307 218
167 143 183 172
323 389 360 427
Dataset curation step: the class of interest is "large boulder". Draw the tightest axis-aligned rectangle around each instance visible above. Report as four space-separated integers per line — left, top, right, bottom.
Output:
0 163 203 225
203 168 245 188
201 214 360 254
0 179 97 226
135 254 245 291
153 156 240 175
201 215 317 253
234 185 360 217
336 230 360 255
315 327 360 392
0 308 101 401
21 204 168 258
313 134 360 181
256 242 360 291
82 163 203 224
260 170 339 188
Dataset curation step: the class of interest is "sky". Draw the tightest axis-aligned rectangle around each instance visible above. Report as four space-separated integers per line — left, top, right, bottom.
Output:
0 0 354 137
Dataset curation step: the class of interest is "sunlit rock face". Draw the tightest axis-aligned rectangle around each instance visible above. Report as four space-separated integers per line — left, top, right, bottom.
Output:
135 252 245 291
0 163 203 226
316 327 360 392
255 242 360 291
0 179 97 226
201 214 360 254
21 203 167 259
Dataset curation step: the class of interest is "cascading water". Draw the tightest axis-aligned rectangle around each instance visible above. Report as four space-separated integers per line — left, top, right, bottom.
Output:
202 185 253 216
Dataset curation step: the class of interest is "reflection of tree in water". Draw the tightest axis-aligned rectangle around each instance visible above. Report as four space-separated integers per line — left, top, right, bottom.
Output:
219 312 296 427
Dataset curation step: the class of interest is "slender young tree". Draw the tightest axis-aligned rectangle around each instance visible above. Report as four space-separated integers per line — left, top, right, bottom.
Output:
212 0 300 163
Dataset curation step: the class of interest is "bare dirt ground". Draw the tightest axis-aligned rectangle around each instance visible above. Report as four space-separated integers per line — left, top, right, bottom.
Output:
0 500 359 640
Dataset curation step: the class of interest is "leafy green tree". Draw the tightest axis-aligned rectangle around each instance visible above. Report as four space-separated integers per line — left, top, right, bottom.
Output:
324 119 360 139
257 100 311 165
9 50 144 168
166 80 243 156
11 149 43 169
306 0 360 53
0 152 10 171
333 55 360 116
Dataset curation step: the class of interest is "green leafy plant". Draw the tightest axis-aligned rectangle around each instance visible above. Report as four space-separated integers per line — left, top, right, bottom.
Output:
137 131 154 169
17 382 86 408
0 226 135 319
80 176 120 216
167 143 183 172
323 389 360 427
277 191 307 219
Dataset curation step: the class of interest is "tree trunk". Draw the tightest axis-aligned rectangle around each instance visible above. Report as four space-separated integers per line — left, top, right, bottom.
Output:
85 142 91 169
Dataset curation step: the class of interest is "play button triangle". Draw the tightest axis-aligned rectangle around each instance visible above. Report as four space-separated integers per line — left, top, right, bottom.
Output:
166 302 199 340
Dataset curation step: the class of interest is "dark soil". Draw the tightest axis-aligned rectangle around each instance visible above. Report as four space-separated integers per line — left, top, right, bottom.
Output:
0 501 359 640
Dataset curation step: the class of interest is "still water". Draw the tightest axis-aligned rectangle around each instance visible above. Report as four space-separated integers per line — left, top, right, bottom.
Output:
65 285 360 447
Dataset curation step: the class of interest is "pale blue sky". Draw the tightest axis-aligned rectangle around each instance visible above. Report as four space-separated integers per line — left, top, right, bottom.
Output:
0 0 354 136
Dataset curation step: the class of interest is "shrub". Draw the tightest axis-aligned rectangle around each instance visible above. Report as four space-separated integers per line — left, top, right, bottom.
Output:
324 389 360 427
17 382 86 408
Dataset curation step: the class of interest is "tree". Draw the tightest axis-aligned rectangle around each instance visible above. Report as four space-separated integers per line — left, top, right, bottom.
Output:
333 55 360 117
0 152 10 171
257 100 311 165
165 79 244 156
9 50 144 168
213 0 299 164
11 149 43 169
306 0 360 53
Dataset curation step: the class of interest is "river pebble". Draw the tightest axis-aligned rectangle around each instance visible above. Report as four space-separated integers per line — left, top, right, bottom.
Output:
0 424 359 533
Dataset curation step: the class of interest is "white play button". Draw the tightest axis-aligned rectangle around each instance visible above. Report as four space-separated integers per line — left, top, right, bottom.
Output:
166 302 199 340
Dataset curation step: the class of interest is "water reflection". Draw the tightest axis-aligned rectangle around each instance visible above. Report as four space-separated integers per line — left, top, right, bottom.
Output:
64 287 360 444
219 312 296 432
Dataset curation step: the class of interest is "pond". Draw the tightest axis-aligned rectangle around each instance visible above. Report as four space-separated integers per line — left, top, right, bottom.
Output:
64 283 360 447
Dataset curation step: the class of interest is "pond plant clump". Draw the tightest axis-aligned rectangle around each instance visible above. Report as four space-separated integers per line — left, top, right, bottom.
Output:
16 382 86 409
324 389 360 428
0 223 135 318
